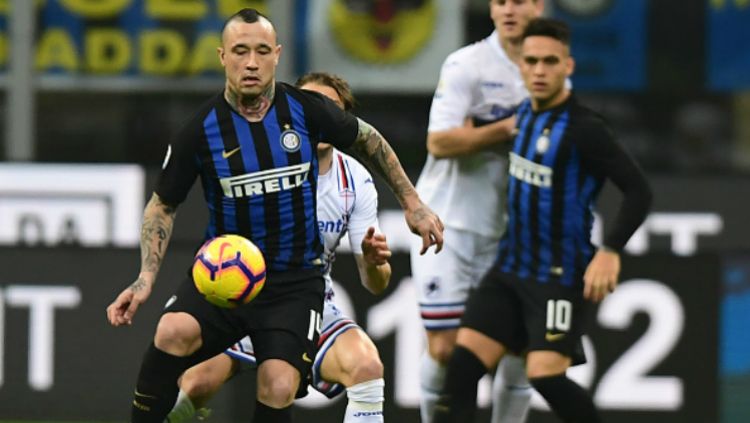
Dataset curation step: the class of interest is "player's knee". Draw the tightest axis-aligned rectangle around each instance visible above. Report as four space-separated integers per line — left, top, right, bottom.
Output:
180 369 218 401
257 360 299 407
525 355 569 379
257 376 297 407
347 353 384 385
154 313 202 356
428 340 455 365
427 330 458 364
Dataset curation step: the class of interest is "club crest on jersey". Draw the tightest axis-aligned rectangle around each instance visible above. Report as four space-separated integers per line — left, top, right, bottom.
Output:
536 129 551 154
280 129 301 153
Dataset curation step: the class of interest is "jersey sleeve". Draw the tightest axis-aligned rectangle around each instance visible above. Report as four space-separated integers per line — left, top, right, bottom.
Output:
304 90 359 150
154 119 202 207
346 166 380 255
577 117 653 251
428 52 476 133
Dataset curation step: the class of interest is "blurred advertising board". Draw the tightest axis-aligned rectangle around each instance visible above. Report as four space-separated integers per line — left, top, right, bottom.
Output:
0 163 144 247
305 0 462 93
552 0 648 90
0 0 267 88
0 248 719 422
707 0 750 90
0 0 461 93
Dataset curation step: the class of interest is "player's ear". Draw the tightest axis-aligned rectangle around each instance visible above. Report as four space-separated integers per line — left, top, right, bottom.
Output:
566 56 575 77
535 0 545 15
218 47 225 66
274 44 282 66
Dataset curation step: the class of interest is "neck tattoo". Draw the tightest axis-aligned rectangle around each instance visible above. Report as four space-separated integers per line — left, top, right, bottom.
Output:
226 84 275 122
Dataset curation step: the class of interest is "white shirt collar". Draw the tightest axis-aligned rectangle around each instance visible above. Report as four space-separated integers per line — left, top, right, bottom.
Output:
487 30 524 88
487 30 514 67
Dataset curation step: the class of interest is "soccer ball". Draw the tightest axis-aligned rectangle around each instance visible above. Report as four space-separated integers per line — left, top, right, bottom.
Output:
192 234 267 308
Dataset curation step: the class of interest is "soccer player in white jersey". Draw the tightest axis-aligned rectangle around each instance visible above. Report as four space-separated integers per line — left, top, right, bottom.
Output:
411 1 544 422
166 73 392 423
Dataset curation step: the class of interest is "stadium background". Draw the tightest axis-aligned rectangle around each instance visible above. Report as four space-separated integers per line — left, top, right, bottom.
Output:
0 0 748 422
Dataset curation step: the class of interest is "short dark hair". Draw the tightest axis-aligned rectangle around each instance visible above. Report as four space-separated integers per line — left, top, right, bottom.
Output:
224 8 273 29
522 18 571 46
295 72 356 112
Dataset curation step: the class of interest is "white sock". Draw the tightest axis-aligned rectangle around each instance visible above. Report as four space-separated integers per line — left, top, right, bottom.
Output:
491 355 532 423
165 389 195 423
420 353 446 423
344 378 385 423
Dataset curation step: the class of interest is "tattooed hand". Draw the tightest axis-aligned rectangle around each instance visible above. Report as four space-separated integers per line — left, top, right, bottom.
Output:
406 202 444 255
107 193 175 327
106 276 153 326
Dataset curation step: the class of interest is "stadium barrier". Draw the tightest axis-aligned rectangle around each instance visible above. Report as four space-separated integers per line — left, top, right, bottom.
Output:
0 247 718 423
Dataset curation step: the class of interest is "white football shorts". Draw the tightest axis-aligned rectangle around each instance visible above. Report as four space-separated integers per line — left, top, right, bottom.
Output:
411 227 499 331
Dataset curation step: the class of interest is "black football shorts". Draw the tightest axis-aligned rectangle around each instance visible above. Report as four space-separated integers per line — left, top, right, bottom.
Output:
164 267 325 396
462 266 591 361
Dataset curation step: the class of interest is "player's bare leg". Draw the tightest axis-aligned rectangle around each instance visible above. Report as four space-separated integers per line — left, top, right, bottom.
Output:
254 359 300 422
320 328 385 422
167 353 237 422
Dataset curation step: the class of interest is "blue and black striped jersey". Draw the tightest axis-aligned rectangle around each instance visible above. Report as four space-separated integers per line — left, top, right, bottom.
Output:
156 82 359 272
497 95 651 287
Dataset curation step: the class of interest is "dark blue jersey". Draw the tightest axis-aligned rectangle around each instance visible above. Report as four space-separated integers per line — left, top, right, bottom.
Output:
497 95 651 287
156 82 359 271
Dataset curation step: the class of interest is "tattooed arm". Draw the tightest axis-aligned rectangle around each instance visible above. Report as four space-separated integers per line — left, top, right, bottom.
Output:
349 118 444 254
107 193 176 326
139 193 177 283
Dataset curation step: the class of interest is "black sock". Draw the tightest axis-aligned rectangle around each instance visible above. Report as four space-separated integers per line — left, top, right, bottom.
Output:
131 343 191 423
530 373 601 423
253 401 293 423
433 346 488 423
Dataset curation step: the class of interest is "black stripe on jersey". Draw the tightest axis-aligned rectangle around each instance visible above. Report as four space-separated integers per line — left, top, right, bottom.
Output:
549 115 574 277
215 103 253 237
296 90 323 261
249 121 280 265
576 176 603 273
528 106 567 276
575 138 591 273
273 91 308 267
198 121 225 236
510 111 538 275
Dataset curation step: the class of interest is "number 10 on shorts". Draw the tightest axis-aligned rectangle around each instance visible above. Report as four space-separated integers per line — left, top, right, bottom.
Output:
307 309 322 341
546 299 572 332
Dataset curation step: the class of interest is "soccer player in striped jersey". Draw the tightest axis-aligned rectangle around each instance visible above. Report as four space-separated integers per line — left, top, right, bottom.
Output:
412 1 544 422
166 73 391 423
106 9 443 423
434 19 652 423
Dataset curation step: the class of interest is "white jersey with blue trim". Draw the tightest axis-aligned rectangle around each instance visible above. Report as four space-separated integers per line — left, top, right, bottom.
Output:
317 148 380 293
417 31 528 238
